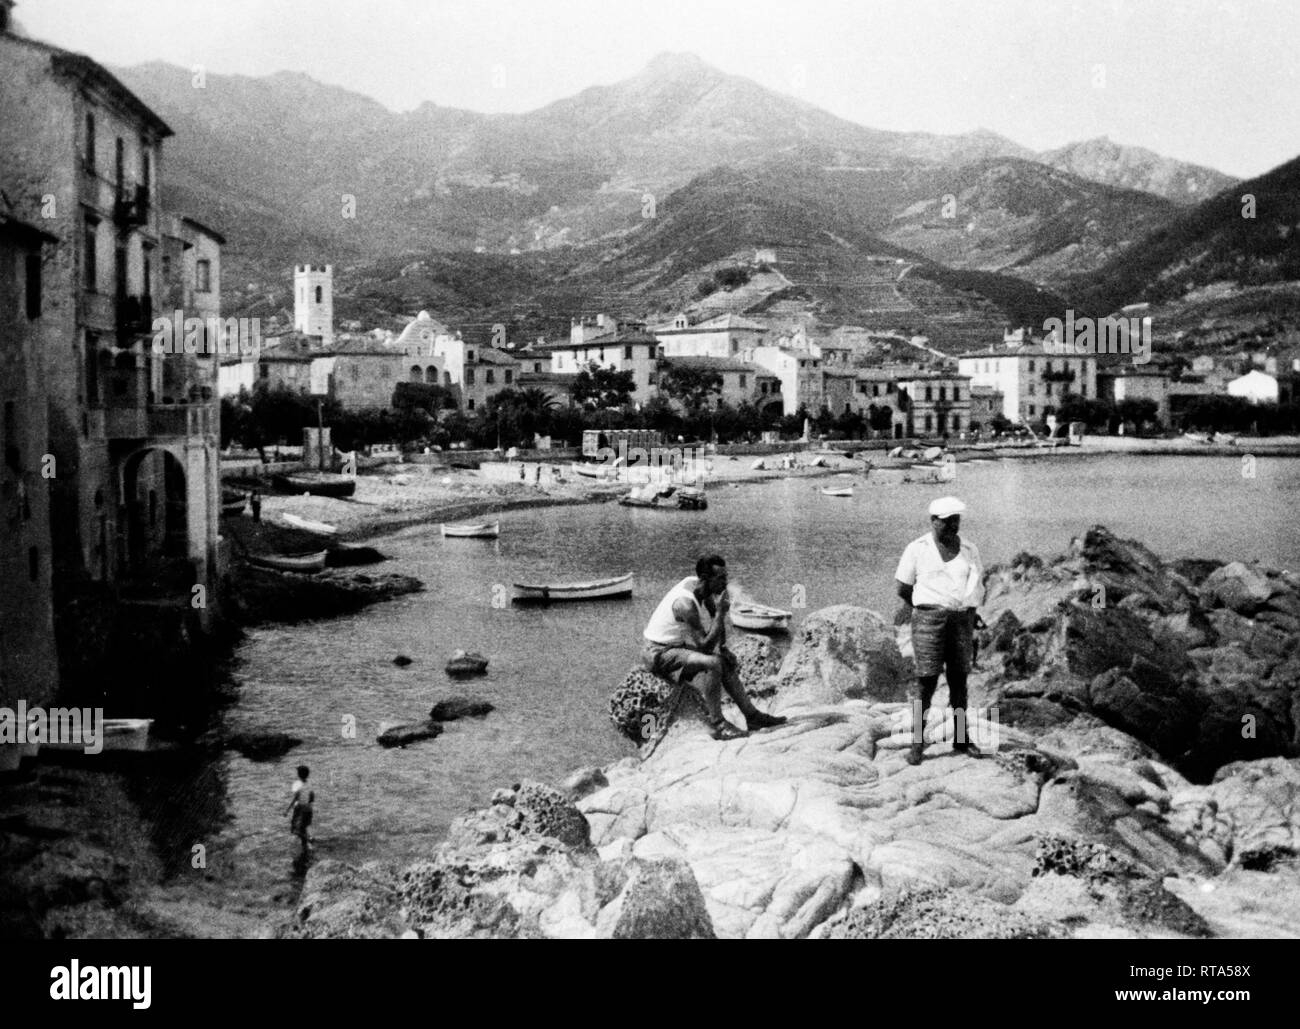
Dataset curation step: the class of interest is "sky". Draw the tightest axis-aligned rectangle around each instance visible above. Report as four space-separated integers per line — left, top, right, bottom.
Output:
16 0 1300 178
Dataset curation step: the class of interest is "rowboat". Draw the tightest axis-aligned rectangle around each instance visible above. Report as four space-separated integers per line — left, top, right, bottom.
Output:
283 512 338 535
41 718 154 753
248 550 328 573
512 572 633 604
221 488 247 516
821 486 854 497
446 650 489 677
273 472 357 498
442 521 500 539
730 603 793 632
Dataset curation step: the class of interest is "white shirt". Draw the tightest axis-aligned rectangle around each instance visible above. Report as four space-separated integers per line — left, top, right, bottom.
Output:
895 533 984 610
643 577 708 645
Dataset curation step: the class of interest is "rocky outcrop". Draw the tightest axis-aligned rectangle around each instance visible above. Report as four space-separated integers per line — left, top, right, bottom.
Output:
759 605 910 708
977 526 1300 781
377 721 443 748
231 567 423 625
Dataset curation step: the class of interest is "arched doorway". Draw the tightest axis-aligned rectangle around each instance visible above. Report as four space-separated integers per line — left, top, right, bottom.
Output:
122 446 189 582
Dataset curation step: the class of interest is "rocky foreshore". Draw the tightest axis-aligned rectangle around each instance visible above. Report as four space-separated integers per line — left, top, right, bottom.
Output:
280 526 1300 939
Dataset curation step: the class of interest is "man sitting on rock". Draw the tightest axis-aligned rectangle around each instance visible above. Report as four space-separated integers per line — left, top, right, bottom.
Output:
642 555 787 740
895 497 984 765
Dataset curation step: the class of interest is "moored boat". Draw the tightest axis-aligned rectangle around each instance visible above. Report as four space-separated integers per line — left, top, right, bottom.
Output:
442 521 500 539
221 488 247 516
821 486 854 497
273 472 357 498
283 512 338 535
248 550 328 573
729 602 792 632
512 572 633 604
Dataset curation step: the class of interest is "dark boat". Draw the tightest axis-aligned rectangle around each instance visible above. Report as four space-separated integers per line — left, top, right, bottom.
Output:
273 472 357 498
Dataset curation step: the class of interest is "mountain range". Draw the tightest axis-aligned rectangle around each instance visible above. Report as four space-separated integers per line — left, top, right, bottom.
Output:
108 52 1298 350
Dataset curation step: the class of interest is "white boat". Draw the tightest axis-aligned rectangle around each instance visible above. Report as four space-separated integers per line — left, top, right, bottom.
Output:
730 603 792 632
42 718 153 753
442 521 500 539
821 486 854 497
283 512 338 536
512 572 633 604
248 550 328 573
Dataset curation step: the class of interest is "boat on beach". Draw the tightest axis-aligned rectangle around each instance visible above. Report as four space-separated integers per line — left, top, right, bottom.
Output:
221 488 248 516
821 486 854 497
729 602 792 632
675 485 708 510
272 471 357 498
442 521 500 539
283 512 338 535
618 483 676 508
41 718 154 753
512 572 634 604
248 550 328 573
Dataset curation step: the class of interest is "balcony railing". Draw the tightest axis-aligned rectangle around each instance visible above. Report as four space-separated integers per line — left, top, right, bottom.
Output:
148 402 216 439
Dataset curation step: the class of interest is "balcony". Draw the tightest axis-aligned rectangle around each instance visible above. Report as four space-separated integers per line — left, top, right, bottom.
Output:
148 402 216 440
103 365 149 439
116 294 153 345
113 183 151 229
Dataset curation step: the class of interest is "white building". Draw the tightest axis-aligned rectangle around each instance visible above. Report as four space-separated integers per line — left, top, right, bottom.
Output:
957 340 1097 424
653 312 768 359
1227 370 1279 404
293 264 334 347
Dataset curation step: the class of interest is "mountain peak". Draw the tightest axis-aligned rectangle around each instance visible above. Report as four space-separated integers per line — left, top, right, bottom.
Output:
641 51 715 78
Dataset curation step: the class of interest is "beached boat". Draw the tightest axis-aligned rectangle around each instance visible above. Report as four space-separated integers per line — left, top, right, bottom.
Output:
248 550 328 573
273 471 357 498
282 512 338 535
729 603 792 633
618 483 676 508
512 572 634 604
42 718 154 753
442 521 500 539
445 650 489 677
821 486 854 497
221 488 247 516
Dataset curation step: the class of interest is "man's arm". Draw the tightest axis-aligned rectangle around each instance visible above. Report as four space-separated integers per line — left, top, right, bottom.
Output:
672 594 727 653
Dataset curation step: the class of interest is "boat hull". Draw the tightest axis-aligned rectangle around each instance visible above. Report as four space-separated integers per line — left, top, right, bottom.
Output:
730 605 793 633
248 550 328 573
273 473 357 498
512 573 634 604
442 521 500 538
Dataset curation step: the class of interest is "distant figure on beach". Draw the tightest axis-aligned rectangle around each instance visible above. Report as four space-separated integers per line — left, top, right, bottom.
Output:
286 765 314 854
895 497 984 765
642 555 787 741
250 490 262 522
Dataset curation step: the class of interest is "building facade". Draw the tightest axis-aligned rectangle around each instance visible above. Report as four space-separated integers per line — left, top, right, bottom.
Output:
958 341 1098 425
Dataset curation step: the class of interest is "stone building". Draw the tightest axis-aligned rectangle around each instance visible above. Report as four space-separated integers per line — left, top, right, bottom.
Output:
958 338 1098 425
0 8 223 645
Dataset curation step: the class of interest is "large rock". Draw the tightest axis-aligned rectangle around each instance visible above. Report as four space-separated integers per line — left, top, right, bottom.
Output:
429 696 494 721
595 857 715 939
764 606 909 708
279 860 406 939
1202 561 1277 614
377 721 443 748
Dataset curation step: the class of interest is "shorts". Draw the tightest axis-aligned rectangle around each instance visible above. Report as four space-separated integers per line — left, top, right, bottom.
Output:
291 808 313 836
910 606 973 679
642 641 700 681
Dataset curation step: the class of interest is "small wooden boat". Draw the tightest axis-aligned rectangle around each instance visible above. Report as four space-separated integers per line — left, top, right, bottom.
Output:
442 521 500 539
42 718 153 753
512 572 633 604
730 603 793 632
445 650 489 677
221 488 247 516
676 486 708 510
821 486 854 497
273 472 357 498
248 550 328 573
283 512 338 535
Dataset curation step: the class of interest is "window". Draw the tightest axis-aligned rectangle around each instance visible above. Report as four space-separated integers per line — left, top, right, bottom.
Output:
624 346 633 359
444 371 452 386
467 398 475 410
84 113 95 171
1029 360 1036 372
142 147 151 195
425 367 437 384
953 388 961 402
115 137 124 195
924 415 932 432
939 386 946 402
533 362 541 373
466 351 475 362
924 386 932 402
351 365 360 382
504 370 512 384
739 374 747 389
1028 404 1036 416
161 254 171 283
1029 383 1037 396
486 370 495 384
259 363 269 379
315 285 322 304
142 246 153 297
466 368 475 385
410 365 422 382
83 216 98 292
25 253 41 319
196 259 211 292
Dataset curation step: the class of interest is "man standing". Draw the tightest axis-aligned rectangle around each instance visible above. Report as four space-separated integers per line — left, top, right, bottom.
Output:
285 764 314 855
643 555 787 740
895 497 984 765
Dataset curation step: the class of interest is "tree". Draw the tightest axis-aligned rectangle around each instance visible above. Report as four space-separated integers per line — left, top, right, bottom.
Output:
1056 391 1114 432
659 362 723 411
392 381 455 414
1116 397 1160 433
571 362 636 410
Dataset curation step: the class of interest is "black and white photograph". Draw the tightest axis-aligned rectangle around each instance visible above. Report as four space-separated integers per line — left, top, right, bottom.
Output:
0 0 1297 973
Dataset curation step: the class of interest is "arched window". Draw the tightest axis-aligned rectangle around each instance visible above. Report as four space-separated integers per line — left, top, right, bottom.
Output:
444 371 451 386
425 366 437 384
410 365 422 382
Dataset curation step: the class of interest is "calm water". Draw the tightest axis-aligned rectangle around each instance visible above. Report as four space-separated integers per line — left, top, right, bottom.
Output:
157 454 1300 902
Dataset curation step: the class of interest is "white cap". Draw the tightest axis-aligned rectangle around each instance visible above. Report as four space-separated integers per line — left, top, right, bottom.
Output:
928 496 967 518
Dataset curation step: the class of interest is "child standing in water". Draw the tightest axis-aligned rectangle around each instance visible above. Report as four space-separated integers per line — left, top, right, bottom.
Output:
286 765 314 854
